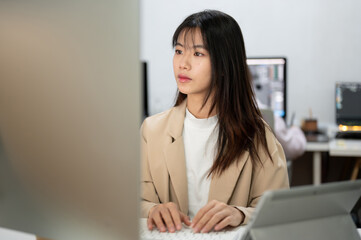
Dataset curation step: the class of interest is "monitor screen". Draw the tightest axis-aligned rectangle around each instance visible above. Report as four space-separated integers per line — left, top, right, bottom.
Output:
247 57 287 119
336 82 361 126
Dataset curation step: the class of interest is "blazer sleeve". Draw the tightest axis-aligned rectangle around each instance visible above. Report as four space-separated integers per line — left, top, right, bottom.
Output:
234 139 289 224
140 121 161 218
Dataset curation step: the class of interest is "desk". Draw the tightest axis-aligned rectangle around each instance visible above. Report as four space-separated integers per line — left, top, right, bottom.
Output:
307 139 361 185
329 139 361 157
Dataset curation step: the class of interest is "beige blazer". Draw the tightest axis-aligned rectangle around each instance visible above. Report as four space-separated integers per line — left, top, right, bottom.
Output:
141 100 289 224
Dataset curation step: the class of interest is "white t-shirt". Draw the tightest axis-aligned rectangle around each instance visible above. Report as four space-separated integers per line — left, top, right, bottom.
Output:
182 108 218 218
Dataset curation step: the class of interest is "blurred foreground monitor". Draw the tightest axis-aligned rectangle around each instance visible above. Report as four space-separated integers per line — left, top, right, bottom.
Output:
0 1 140 239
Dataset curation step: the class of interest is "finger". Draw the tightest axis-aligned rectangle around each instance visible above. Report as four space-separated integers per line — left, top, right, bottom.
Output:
168 206 182 230
192 200 217 227
147 217 154 231
160 207 176 232
147 205 158 231
200 210 227 233
180 212 191 226
152 211 166 232
214 216 232 231
193 202 227 233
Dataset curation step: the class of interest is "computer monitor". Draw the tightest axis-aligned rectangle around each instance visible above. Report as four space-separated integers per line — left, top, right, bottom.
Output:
336 82 361 127
0 1 140 240
247 57 287 119
142 61 149 118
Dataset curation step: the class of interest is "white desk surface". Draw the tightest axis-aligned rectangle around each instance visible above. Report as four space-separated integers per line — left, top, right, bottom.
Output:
329 139 361 157
306 141 329 152
0 227 36 240
306 139 361 157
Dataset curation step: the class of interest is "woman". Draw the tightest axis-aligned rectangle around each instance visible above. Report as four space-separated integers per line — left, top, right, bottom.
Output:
141 10 289 233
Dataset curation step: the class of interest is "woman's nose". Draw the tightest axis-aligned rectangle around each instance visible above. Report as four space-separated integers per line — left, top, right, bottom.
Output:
179 55 190 70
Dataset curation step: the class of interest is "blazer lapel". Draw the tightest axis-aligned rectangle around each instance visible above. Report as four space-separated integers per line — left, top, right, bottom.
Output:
164 100 188 214
208 152 249 203
164 137 188 214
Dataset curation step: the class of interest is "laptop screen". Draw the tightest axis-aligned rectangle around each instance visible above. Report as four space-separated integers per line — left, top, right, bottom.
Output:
336 82 361 126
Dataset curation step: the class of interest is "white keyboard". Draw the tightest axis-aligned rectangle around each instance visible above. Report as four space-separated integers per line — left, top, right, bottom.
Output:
139 218 245 240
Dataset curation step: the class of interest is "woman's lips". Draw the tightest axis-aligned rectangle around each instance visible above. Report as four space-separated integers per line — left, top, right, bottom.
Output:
178 74 191 83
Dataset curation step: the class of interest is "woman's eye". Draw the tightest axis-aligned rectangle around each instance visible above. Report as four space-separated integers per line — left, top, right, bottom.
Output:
194 52 204 57
175 49 182 54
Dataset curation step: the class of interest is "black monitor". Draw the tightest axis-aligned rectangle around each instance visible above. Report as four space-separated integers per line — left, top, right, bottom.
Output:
336 82 361 126
142 61 149 118
247 57 287 119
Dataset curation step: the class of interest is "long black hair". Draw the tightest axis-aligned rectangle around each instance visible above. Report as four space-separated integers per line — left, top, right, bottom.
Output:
172 10 272 176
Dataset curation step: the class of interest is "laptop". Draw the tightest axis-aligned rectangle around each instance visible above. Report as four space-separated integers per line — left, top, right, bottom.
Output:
241 180 361 240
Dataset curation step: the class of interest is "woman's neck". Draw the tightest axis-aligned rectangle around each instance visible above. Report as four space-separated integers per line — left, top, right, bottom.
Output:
186 94 217 119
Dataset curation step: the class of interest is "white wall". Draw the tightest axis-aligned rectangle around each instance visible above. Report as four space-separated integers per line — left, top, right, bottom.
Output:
140 0 361 124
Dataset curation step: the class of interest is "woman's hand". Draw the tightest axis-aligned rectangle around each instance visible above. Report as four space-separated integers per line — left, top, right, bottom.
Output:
191 200 244 233
147 202 191 232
